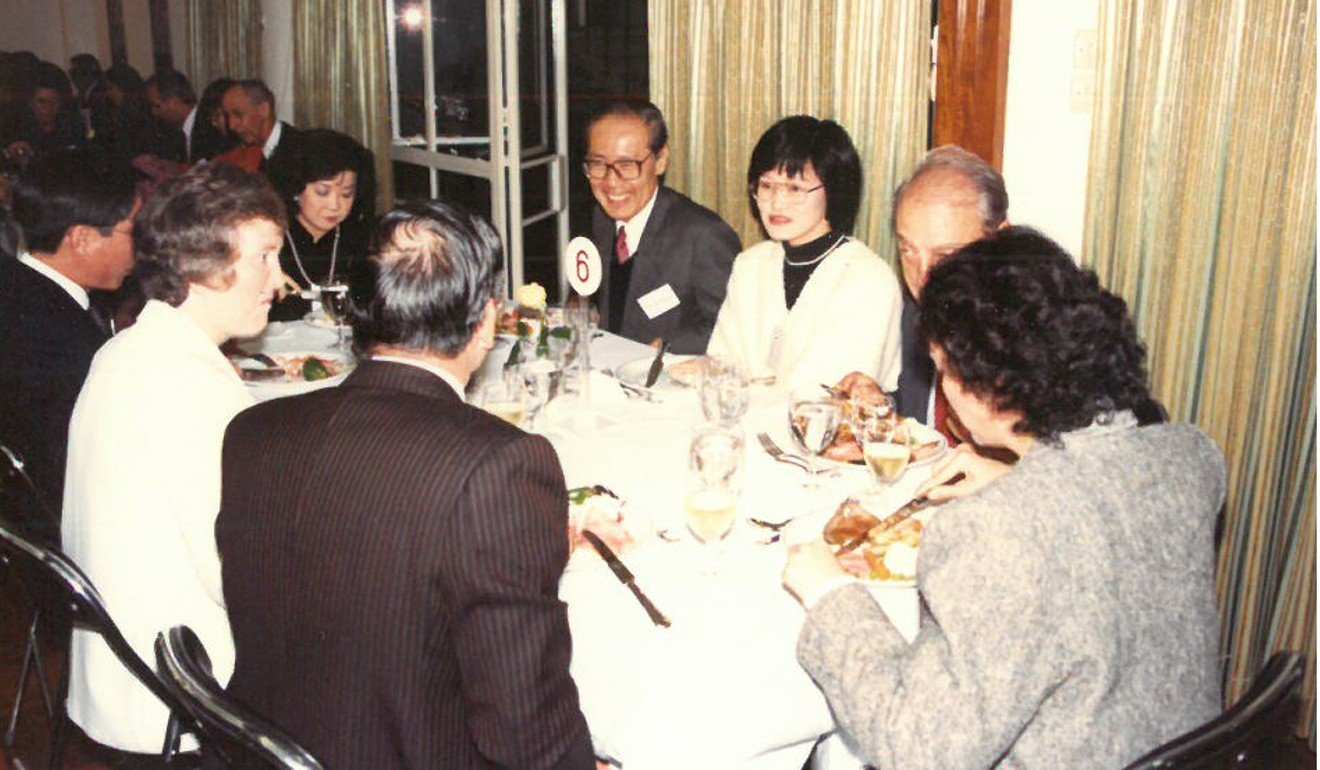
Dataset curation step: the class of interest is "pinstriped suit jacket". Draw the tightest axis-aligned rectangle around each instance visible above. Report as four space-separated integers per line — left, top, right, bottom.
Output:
216 360 594 769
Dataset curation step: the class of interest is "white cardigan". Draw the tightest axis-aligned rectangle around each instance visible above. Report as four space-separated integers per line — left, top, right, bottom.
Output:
707 239 902 392
62 300 253 752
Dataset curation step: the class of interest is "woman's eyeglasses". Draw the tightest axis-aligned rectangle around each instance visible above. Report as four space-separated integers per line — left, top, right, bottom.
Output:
583 153 653 181
751 180 824 205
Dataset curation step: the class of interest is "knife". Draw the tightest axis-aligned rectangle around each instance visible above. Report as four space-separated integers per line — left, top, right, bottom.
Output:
837 496 931 554
643 340 669 388
581 529 671 628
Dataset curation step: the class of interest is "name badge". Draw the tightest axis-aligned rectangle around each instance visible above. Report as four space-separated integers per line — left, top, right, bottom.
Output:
637 284 681 320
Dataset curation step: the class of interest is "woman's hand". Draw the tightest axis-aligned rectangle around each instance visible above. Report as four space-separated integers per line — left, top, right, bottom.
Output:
782 540 846 605
916 443 1014 502
832 371 884 406
275 272 301 300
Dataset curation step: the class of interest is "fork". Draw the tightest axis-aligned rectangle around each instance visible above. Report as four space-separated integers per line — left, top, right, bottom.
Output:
756 432 810 472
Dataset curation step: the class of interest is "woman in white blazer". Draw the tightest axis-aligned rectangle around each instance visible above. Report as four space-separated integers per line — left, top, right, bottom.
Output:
707 116 902 392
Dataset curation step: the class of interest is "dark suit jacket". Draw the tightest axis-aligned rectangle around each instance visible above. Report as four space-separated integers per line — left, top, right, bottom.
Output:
260 121 305 199
0 258 107 542
216 360 594 770
591 186 739 354
895 294 935 422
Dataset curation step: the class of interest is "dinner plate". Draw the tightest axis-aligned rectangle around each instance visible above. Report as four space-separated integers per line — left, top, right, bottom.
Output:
815 418 949 472
236 351 354 395
613 355 684 391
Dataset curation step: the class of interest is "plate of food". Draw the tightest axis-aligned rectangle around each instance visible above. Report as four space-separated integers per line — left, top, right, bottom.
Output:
822 496 928 587
232 351 354 394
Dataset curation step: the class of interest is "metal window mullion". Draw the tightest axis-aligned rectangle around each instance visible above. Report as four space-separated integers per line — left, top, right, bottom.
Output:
422 1 438 199
486 0 510 292
385 0 402 143
501 0 525 291
551 0 569 300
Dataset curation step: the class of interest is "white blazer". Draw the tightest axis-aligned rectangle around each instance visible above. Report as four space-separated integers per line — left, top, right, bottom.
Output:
707 239 903 393
62 300 253 752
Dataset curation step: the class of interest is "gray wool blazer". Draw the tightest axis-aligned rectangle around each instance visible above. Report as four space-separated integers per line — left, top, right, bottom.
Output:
798 420 1226 769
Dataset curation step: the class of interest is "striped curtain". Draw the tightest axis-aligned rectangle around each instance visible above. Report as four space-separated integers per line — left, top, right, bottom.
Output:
648 0 931 262
1085 0 1316 733
290 0 394 213
180 0 263 86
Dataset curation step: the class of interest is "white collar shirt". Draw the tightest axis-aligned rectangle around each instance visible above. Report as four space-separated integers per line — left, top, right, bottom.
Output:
182 105 197 159
262 120 283 159
615 186 660 259
19 251 89 309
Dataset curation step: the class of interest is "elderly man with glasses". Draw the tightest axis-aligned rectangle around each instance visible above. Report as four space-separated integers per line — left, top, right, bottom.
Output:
584 100 740 354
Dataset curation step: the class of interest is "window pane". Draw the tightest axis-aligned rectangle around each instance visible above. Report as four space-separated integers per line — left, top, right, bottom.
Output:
433 0 490 158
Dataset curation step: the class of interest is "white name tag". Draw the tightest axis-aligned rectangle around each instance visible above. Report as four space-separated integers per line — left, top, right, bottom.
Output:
637 284 681 319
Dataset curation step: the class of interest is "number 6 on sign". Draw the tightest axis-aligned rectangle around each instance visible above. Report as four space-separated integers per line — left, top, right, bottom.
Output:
564 236 602 296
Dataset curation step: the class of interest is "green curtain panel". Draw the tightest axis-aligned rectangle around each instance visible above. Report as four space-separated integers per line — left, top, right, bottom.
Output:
182 0 263 87
648 0 931 263
291 0 394 213
1085 0 1316 734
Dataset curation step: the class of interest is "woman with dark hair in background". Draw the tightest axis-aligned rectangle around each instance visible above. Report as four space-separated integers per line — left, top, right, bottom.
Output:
190 77 238 162
2 61 85 164
268 128 376 320
784 227 1225 769
706 115 902 391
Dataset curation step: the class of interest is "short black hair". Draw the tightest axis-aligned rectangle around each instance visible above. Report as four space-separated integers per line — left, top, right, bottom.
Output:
746 115 863 234
12 150 138 253
146 69 195 105
133 163 287 306
353 201 503 358
919 226 1150 439
585 100 669 156
32 61 73 97
276 129 376 224
104 63 145 95
227 78 275 109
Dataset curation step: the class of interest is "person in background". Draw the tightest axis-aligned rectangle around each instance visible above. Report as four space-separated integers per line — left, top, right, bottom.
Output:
0 150 138 543
585 100 739 354
784 227 1225 769
217 200 594 769
215 79 303 192
69 53 108 139
268 128 376 321
61 163 285 762
2 61 85 164
145 69 198 163
190 77 237 162
706 115 902 391
93 63 159 163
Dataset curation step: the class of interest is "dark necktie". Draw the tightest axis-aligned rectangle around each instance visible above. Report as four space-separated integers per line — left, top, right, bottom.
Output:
615 226 630 264
932 376 961 447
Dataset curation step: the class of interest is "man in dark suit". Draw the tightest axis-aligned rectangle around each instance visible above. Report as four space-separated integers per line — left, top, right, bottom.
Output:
216 79 302 192
145 69 196 163
216 201 595 769
0 150 138 541
586 101 739 354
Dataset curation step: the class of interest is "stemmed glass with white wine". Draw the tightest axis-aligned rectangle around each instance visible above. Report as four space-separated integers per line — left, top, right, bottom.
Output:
684 424 744 555
858 402 911 495
787 388 842 488
319 283 351 350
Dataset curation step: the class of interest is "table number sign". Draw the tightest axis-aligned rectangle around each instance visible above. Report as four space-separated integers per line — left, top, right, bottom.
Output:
565 237 602 296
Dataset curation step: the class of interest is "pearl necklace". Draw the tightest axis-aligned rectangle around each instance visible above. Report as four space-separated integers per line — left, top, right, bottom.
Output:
782 234 848 267
286 225 340 290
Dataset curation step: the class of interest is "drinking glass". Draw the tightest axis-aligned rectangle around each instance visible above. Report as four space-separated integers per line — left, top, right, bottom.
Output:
319 283 351 350
684 424 744 547
859 412 911 493
787 389 842 487
477 372 529 427
699 357 750 425
519 358 561 430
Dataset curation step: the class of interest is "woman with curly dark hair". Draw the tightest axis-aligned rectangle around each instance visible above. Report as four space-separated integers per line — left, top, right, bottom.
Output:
784 227 1227 769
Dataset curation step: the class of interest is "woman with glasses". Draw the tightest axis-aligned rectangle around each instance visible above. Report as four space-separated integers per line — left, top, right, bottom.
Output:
706 116 901 391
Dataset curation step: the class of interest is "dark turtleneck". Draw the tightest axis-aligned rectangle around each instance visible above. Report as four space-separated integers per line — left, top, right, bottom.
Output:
782 230 846 310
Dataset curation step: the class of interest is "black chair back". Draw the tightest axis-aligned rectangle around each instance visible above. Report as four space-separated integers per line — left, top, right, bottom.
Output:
0 443 59 546
0 515 189 758
155 626 324 770
1123 651 1305 768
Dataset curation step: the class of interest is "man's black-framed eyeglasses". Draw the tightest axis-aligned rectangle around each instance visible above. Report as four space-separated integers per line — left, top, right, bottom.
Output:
583 153 653 181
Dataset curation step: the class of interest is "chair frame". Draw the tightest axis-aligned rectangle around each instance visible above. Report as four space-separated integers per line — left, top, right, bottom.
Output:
0 514 189 768
155 625 324 770
1123 651 1305 769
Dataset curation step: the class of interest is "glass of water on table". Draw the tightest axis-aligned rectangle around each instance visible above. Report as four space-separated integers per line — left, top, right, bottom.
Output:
787 387 842 489
684 424 745 556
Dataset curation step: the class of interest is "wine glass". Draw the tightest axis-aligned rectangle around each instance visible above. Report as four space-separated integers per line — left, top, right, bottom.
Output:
319 283 351 350
684 424 744 549
859 412 911 494
787 389 842 487
519 358 561 430
699 357 750 425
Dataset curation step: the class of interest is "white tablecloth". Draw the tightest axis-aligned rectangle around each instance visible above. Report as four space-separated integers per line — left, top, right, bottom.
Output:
541 332 925 769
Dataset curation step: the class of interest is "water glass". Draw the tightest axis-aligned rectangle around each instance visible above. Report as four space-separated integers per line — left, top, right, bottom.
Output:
787 389 841 487
320 283 351 349
518 358 561 430
699 358 750 425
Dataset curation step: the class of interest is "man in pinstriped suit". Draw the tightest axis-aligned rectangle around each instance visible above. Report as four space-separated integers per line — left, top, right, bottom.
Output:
216 201 594 769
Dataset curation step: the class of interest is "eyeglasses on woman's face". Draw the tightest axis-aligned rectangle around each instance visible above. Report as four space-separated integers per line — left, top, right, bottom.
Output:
582 153 654 181
751 179 824 206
